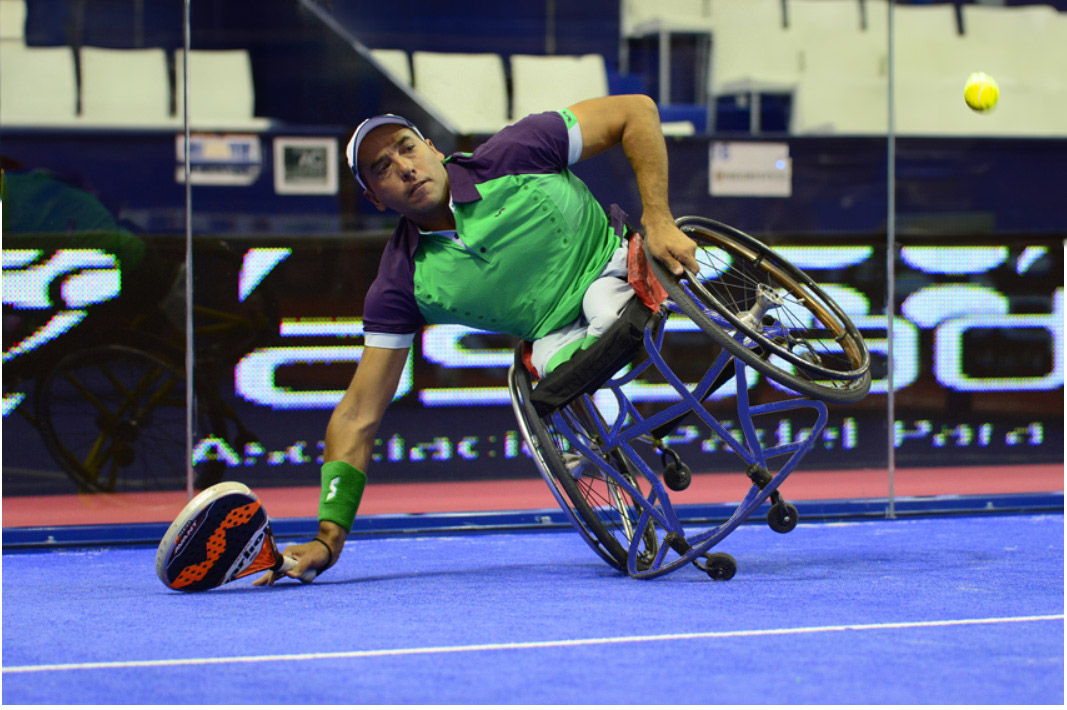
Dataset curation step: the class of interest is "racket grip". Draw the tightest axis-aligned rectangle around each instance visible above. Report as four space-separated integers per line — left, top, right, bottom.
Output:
277 554 318 584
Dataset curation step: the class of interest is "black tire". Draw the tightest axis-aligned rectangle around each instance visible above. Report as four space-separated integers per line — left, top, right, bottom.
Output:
648 216 871 404
703 552 737 581
35 344 197 492
662 453 691 491
767 501 800 533
509 354 659 571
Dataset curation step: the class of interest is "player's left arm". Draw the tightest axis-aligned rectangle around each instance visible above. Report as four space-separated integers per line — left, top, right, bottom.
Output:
566 94 697 275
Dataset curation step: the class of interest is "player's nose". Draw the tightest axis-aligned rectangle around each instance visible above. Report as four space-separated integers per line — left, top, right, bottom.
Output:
396 157 417 179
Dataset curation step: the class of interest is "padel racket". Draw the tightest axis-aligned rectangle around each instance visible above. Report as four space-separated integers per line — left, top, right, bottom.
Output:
155 481 315 591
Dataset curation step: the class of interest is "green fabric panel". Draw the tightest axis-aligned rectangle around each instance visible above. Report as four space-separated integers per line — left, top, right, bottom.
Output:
544 333 600 375
559 108 578 129
413 170 617 340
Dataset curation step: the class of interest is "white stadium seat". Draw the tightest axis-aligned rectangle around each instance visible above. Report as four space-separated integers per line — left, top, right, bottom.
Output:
412 51 509 134
79 47 175 126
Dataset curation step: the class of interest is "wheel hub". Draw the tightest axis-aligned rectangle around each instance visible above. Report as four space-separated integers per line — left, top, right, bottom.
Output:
736 284 785 332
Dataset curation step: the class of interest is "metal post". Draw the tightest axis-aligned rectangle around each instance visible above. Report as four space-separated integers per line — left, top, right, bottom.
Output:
183 0 194 501
885 0 897 519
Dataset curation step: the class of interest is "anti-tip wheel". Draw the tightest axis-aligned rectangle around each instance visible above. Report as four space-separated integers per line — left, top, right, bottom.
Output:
663 459 692 491
767 501 799 533
703 552 737 581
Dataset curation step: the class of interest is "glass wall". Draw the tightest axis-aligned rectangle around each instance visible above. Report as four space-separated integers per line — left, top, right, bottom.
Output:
887 0 1063 503
2 0 1061 537
2 0 192 530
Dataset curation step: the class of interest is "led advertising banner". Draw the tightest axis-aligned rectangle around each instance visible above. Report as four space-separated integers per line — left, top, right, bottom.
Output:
2 237 1061 494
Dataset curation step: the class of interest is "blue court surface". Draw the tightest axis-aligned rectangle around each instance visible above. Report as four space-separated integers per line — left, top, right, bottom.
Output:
2 513 1063 704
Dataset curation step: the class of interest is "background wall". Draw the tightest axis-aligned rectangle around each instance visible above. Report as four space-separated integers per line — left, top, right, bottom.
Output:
2 0 1061 533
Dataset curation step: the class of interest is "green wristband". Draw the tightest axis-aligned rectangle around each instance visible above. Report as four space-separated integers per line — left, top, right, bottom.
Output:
318 461 367 532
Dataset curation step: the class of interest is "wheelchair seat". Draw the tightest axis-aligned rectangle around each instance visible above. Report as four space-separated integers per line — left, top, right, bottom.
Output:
524 297 662 417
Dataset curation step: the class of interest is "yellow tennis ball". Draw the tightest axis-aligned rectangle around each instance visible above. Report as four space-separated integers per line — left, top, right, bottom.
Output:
964 72 999 112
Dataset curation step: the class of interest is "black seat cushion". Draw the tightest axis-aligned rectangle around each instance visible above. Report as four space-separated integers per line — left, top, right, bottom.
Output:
528 297 663 417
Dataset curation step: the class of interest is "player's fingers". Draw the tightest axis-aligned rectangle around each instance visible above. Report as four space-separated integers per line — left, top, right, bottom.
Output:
252 569 278 586
681 246 700 274
282 554 306 578
649 230 697 276
278 551 319 583
670 249 698 276
660 251 684 276
672 233 700 274
649 239 684 275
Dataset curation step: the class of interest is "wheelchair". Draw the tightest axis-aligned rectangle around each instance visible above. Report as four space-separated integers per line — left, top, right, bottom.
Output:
508 216 871 580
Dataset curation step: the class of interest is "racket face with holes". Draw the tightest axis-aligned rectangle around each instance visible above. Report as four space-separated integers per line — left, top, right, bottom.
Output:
155 481 282 592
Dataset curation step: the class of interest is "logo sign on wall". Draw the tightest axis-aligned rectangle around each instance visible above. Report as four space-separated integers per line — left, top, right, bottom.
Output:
175 134 262 186
709 141 792 198
273 137 338 195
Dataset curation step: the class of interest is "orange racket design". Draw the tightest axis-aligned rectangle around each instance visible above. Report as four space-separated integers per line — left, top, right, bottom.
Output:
155 482 315 591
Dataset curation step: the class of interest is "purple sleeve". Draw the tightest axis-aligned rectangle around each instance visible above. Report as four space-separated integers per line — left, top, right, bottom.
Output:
362 238 424 337
456 111 570 180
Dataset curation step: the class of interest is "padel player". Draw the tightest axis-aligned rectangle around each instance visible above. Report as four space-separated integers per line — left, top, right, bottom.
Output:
255 95 697 585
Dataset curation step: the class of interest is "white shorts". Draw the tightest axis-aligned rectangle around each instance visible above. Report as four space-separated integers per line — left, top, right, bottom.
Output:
530 243 634 377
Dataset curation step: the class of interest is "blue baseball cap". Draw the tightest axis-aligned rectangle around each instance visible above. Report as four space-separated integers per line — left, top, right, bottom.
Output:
345 114 425 190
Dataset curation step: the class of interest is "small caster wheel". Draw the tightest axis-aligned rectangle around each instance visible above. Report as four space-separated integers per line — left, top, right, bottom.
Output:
703 552 737 581
663 460 691 491
767 501 799 533
661 449 691 491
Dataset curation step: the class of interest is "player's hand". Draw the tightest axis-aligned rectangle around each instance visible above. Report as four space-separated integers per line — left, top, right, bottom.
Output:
253 538 333 586
644 219 699 276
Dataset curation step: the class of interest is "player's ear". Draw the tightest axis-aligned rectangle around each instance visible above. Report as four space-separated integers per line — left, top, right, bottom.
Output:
425 138 445 161
363 188 387 212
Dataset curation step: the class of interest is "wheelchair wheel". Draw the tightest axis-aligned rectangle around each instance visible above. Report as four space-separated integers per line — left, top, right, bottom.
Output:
649 216 871 403
35 344 195 492
509 360 659 572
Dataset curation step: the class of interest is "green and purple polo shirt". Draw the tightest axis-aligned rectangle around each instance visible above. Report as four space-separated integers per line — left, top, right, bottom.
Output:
362 109 628 349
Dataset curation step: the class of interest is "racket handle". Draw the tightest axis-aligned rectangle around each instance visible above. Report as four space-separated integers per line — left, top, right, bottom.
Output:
277 554 318 584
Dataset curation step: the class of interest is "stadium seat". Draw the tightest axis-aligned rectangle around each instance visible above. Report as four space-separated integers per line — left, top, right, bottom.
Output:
0 44 78 125
708 0 797 96
0 0 26 40
370 48 412 87
786 0 862 32
886 1 961 82
412 51 508 134
509 54 609 119
960 4 1058 85
792 76 888 135
620 0 712 39
705 0 795 131
79 47 175 126
791 20 888 135
174 49 270 129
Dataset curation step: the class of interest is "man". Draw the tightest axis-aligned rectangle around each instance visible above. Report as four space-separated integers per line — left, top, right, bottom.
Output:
256 94 697 585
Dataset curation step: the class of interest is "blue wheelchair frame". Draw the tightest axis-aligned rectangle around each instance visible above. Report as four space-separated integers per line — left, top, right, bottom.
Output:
519 297 829 580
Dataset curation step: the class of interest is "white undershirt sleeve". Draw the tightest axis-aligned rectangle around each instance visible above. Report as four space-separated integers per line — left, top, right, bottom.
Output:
566 120 583 166
364 331 416 349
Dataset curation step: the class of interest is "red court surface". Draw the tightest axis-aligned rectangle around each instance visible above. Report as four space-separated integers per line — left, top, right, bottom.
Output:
2 464 1062 529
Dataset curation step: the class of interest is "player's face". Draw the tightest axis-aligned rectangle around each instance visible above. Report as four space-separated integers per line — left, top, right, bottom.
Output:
359 126 450 225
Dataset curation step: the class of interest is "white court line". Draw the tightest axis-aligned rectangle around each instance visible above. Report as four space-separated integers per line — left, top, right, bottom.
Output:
3 614 1062 675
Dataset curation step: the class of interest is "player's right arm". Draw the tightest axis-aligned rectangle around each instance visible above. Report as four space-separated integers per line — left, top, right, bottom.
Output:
254 344 410 585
